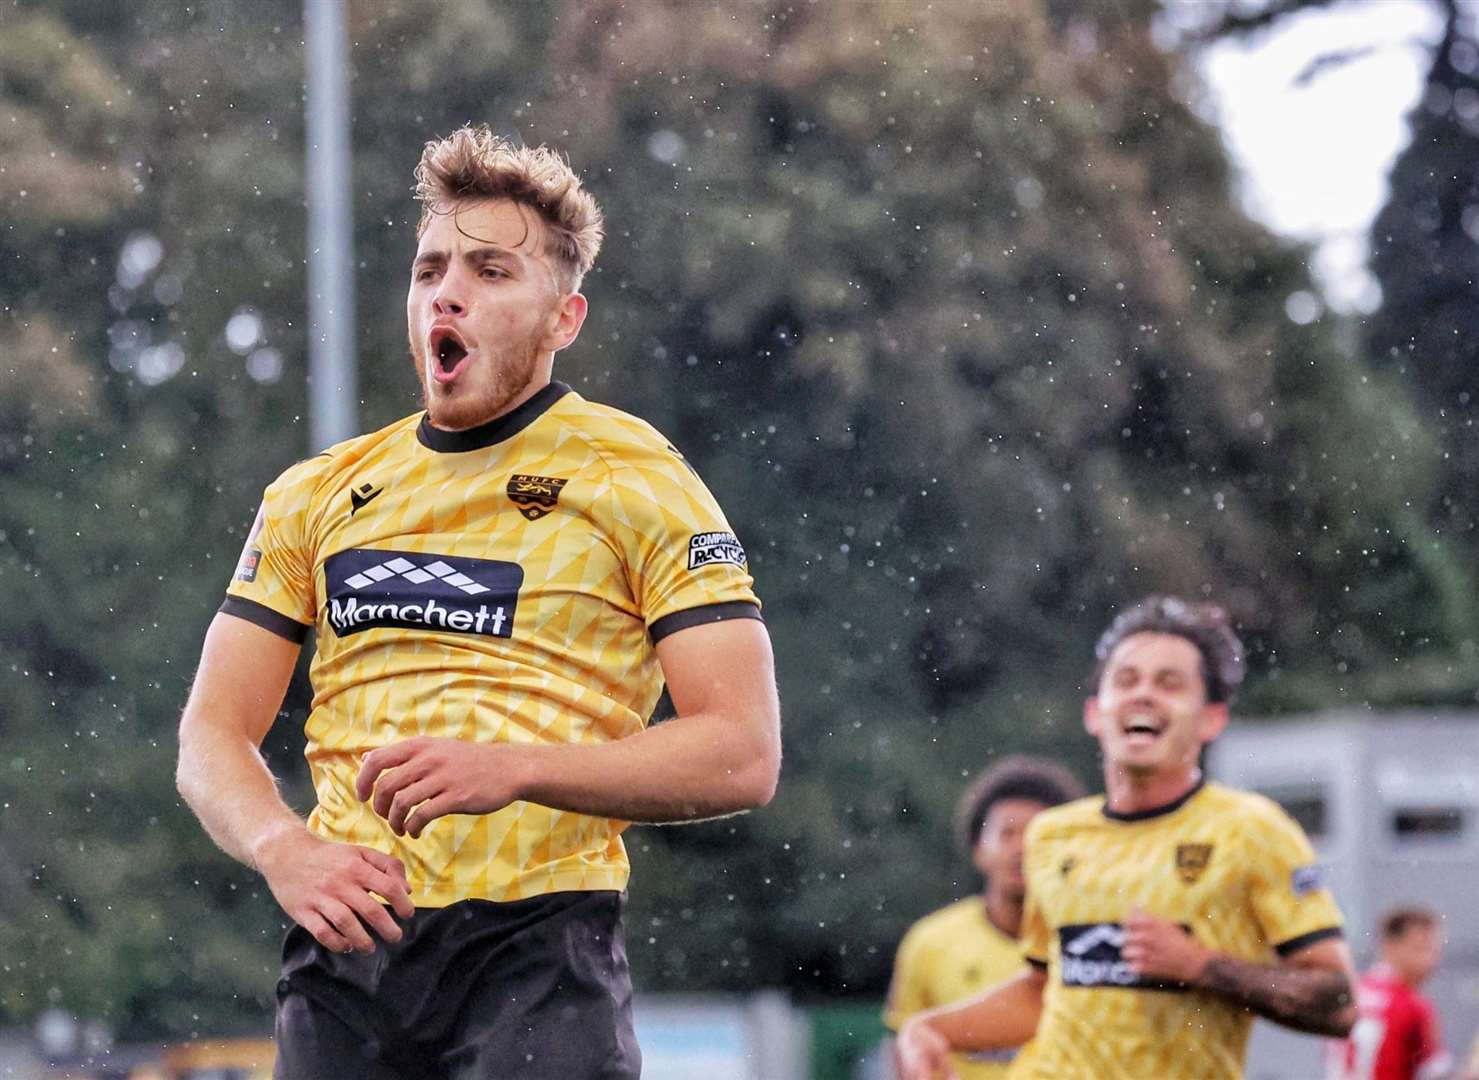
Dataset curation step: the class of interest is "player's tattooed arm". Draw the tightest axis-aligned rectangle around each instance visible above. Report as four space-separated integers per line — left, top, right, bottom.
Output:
1124 910 1355 1037
1195 940 1356 1037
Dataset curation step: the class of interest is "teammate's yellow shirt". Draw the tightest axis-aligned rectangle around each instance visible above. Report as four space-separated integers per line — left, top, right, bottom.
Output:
885 897 1026 1080
1013 780 1344 1080
222 382 760 906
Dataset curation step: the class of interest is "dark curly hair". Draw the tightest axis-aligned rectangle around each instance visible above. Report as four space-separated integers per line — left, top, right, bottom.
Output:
1090 595 1246 704
955 755 1086 856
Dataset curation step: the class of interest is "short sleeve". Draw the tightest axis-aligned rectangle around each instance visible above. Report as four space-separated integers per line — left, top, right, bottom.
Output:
1019 820 1052 967
1243 807 1344 955
606 450 760 641
1019 886 1050 968
220 456 323 641
883 923 932 1030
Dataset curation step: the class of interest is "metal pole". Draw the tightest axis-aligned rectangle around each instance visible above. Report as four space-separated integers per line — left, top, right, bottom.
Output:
304 0 357 450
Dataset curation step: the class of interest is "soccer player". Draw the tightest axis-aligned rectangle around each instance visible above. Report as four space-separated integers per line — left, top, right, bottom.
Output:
175 126 781 1079
1329 907 1452 1080
897 596 1356 1080
885 756 1084 1079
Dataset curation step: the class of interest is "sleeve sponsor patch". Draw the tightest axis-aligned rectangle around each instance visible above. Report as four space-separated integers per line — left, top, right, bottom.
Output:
1291 864 1324 897
234 547 261 583
232 504 266 583
688 531 746 570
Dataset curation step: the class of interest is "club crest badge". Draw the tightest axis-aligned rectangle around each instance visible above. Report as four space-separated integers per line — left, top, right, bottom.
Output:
507 474 568 522
1175 843 1214 885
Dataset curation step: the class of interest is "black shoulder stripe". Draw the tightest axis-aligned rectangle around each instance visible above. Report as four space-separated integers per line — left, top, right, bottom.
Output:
220 595 312 644
1274 926 1344 957
650 601 762 644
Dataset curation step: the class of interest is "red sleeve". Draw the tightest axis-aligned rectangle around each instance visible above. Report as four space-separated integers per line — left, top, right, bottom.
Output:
1412 995 1445 1067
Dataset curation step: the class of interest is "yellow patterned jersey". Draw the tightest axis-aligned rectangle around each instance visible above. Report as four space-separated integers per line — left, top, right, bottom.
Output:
885 897 1027 1079
1012 780 1344 1080
221 382 760 906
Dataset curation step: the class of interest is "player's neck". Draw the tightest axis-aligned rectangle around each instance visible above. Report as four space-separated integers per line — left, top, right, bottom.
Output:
981 889 1024 940
1102 765 1201 817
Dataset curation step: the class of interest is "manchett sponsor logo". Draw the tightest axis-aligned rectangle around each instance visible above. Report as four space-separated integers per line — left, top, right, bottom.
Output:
1057 922 1191 991
324 549 522 639
1061 955 1143 987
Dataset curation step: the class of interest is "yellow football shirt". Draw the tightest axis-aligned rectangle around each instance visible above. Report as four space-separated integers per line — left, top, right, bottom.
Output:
885 897 1026 1079
1013 780 1344 1079
222 382 760 906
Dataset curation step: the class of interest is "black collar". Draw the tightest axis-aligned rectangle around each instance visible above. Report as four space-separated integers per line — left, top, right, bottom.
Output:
416 381 571 452
1101 776 1206 822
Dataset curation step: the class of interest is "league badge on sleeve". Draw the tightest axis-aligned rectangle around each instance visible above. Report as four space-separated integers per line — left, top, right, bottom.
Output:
234 506 266 582
688 531 747 570
235 548 261 583
1291 864 1324 897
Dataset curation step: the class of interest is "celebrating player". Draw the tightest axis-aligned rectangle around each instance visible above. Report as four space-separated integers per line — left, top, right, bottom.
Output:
176 126 781 1079
1330 906 1452 1080
885 756 1084 1079
898 595 1356 1079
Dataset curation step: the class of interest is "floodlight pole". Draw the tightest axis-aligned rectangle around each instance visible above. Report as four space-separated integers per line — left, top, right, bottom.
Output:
304 0 357 451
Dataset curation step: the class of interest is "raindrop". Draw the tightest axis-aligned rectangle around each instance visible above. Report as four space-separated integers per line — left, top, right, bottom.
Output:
225 309 263 355
136 342 185 385
246 347 284 384
1452 39 1479 77
1284 290 1322 325
153 275 184 306
1455 87 1479 126
117 232 163 288
646 129 686 164
1014 176 1044 210
1461 205 1479 245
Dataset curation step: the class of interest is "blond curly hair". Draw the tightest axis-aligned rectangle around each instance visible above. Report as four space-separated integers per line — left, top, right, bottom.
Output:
414 125 604 292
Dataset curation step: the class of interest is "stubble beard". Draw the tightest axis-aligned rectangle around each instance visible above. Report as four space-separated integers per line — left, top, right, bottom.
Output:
412 332 543 432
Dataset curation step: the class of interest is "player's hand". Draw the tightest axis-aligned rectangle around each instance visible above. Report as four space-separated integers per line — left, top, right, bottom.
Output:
1123 906 1211 985
355 737 523 838
895 1018 960 1080
253 825 414 954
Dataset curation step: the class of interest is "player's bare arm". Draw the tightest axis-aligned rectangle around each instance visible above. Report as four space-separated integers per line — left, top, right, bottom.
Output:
895 967 1046 1080
177 612 414 953
1124 907 1355 1036
355 616 780 836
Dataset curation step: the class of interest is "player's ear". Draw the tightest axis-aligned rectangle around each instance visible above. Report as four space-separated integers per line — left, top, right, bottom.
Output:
544 291 587 354
1197 702 1230 744
1083 697 1102 737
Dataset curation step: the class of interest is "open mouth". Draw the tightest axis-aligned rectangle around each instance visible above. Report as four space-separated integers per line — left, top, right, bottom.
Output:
430 328 469 376
1122 716 1163 740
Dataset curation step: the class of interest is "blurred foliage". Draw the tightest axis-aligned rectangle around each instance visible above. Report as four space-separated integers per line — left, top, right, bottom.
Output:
1 0 1475 1039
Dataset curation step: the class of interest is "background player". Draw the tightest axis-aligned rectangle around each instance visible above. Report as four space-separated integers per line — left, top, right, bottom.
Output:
897 595 1356 1079
176 126 781 1079
885 756 1084 1079
1329 906 1453 1080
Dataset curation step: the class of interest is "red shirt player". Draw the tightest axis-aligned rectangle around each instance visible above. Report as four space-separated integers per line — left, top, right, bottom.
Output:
1331 907 1453 1080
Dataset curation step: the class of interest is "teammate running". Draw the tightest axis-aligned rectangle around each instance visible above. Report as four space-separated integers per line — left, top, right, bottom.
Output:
885 756 1084 1079
898 595 1356 1079
176 126 781 1079
1330 906 1452 1080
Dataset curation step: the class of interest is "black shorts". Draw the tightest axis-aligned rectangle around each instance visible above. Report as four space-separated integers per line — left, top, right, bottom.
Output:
273 890 640 1080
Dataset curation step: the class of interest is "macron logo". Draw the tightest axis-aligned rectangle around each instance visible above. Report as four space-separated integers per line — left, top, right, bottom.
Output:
324 549 522 640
